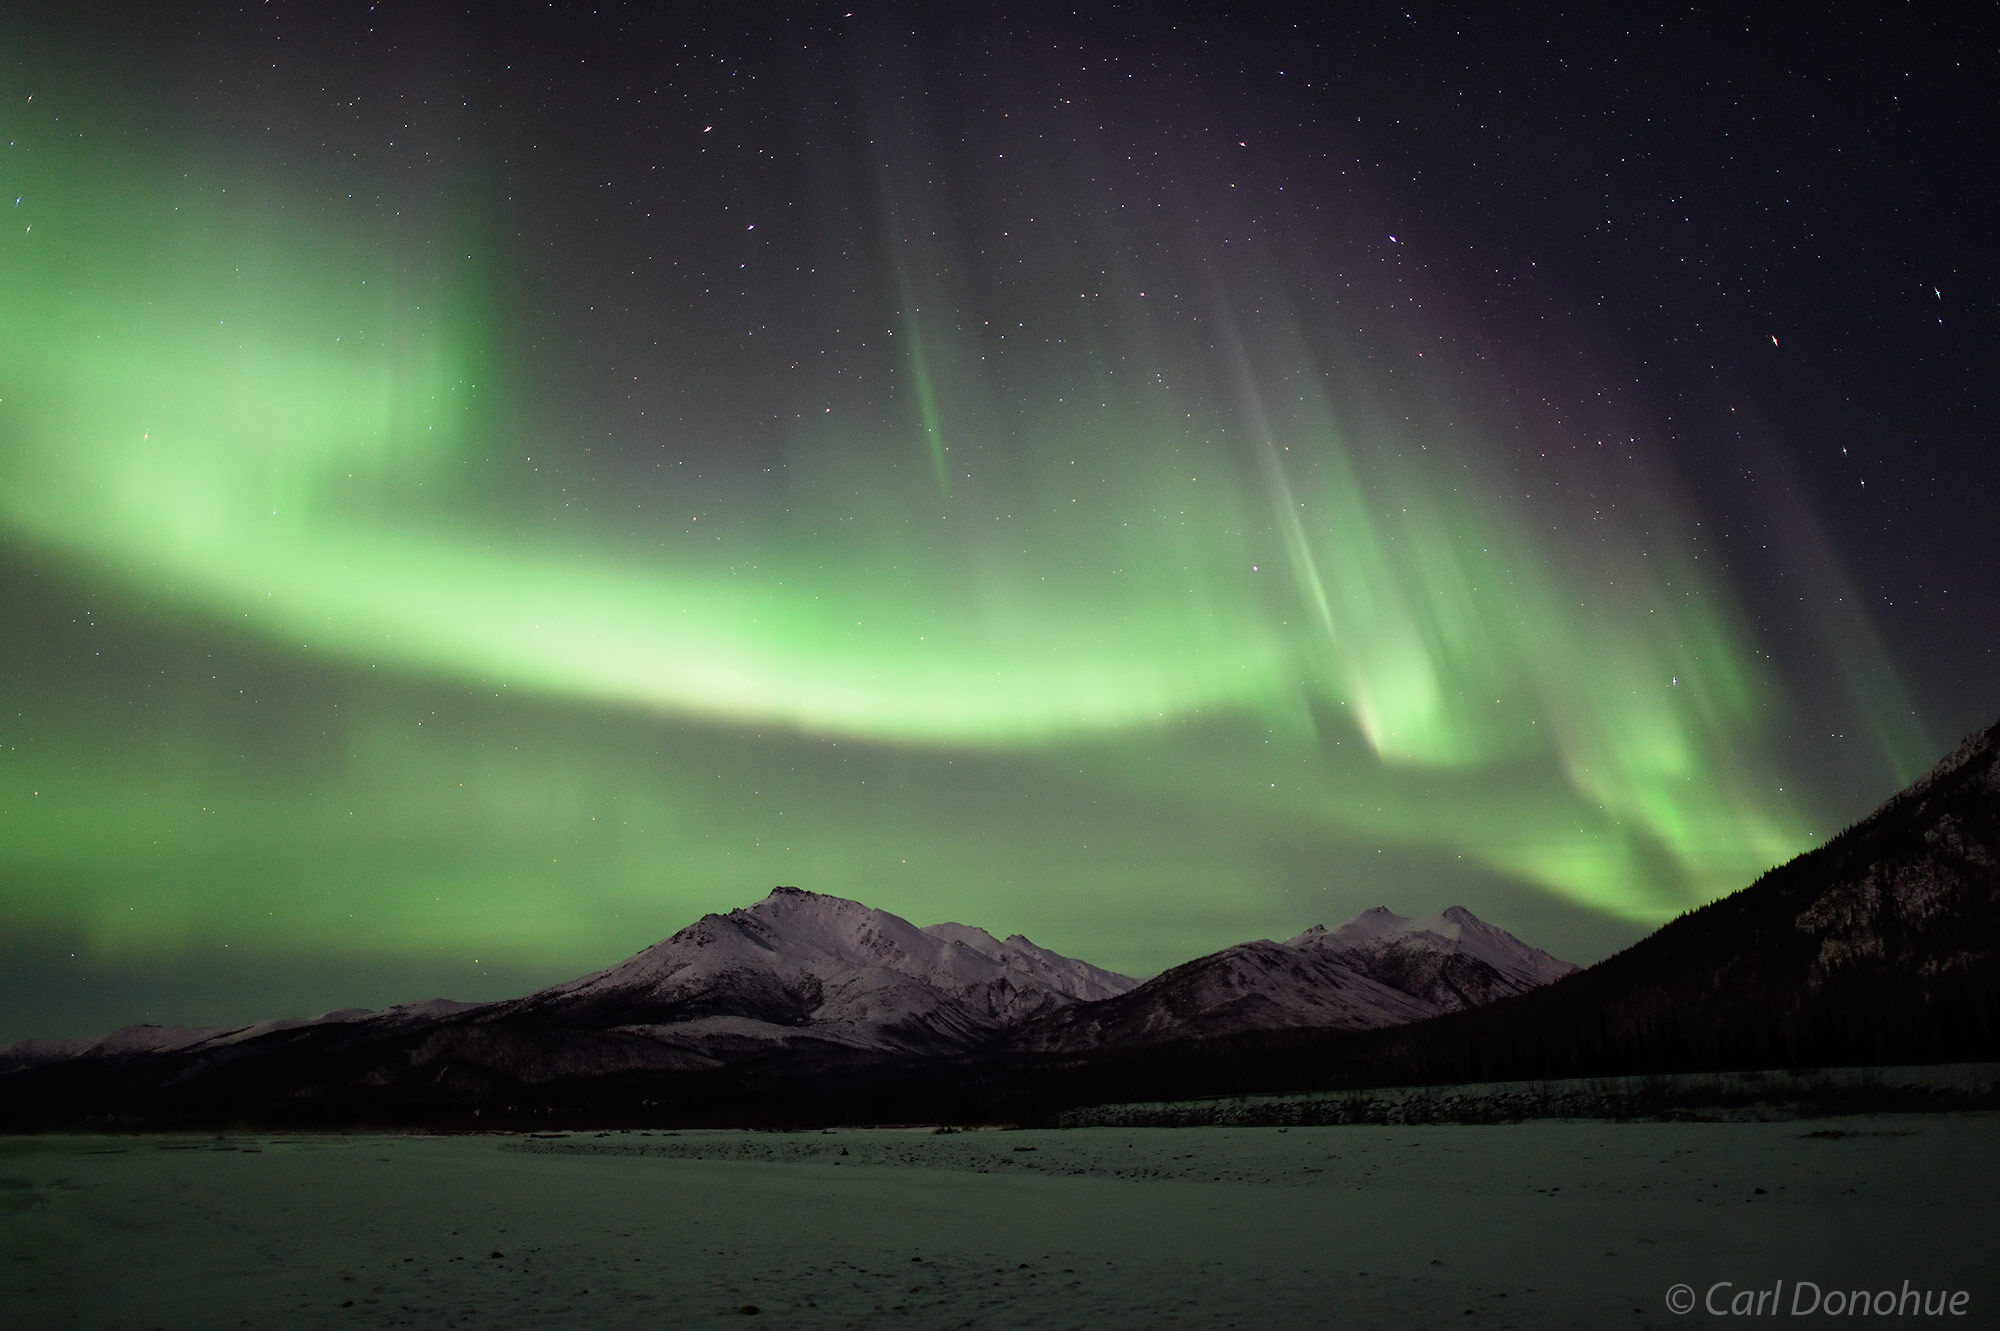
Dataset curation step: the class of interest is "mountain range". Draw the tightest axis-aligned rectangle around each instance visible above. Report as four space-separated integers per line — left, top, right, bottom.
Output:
0 890 1570 1118
3 716 1994 1129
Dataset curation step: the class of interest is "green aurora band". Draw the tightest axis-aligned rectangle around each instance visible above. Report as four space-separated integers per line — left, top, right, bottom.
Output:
0 82 1927 1005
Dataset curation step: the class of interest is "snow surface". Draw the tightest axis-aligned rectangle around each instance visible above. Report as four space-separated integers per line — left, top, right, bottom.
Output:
3 1112 1990 1328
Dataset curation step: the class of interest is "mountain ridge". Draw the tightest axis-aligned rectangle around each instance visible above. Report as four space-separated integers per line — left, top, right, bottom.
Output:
0 890 1572 1125
3 889 1566 1068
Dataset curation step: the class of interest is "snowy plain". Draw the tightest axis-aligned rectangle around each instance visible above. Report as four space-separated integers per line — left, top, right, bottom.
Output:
3 1113 1993 1329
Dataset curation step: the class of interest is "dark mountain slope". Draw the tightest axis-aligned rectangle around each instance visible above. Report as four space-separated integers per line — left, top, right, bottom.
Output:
1017 719 2000 1111
1356 717 2000 1083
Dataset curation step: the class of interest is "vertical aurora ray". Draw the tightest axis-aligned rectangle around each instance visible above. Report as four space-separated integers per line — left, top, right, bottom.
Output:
891 258 952 498
1182 276 1816 918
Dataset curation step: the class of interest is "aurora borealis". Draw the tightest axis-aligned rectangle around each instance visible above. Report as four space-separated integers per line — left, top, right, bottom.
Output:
3 4 1994 1041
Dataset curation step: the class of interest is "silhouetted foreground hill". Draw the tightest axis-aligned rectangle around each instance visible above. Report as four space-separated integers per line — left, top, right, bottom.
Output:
1334 716 2000 1085
981 718 2000 1117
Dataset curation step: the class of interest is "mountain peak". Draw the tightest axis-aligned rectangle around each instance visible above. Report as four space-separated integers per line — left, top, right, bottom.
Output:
1283 905 1410 949
758 883 846 909
1330 906 1413 941
750 884 867 915
527 885 1139 1048
1288 902 1577 1000
1401 906 1482 942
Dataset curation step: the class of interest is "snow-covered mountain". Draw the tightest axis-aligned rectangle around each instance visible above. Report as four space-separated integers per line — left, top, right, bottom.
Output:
490 885 1139 1058
1289 905 1578 1011
2 891 1574 1081
2 1024 228 1065
0 1000 484 1069
0 886 1577 1121
1008 939 1440 1053
1011 904 1576 1053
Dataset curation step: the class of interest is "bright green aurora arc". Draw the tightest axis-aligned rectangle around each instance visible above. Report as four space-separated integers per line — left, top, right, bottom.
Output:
2 6 1978 1040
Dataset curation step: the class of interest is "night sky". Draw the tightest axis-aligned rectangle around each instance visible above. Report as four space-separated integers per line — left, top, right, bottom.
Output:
3 3 1994 1043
